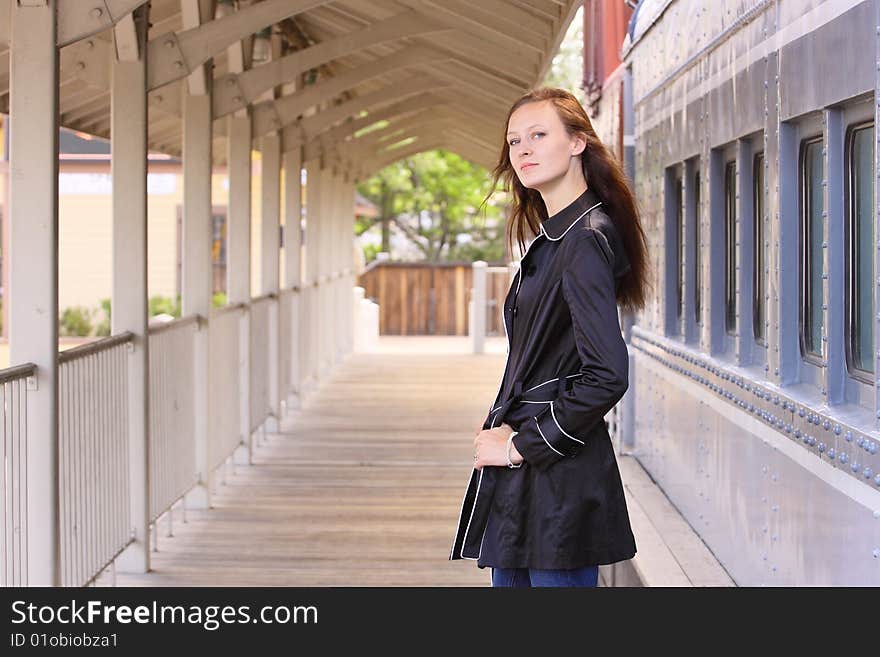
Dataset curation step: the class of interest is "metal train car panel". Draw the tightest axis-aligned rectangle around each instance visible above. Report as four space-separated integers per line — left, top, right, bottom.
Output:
607 0 880 584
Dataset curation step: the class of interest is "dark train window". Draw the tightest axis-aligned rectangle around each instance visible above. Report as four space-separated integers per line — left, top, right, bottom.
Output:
694 171 701 325
724 161 736 334
800 136 824 360
846 122 875 379
753 153 766 345
676 176 683 321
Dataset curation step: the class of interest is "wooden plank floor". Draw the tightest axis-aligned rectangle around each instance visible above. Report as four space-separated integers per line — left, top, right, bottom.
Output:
109 336 507 587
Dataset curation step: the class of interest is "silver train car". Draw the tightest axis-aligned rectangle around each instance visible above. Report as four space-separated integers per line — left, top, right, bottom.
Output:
604 0 880 585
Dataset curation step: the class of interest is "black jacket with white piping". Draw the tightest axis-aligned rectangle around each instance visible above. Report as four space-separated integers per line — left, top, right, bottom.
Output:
450 187 637 569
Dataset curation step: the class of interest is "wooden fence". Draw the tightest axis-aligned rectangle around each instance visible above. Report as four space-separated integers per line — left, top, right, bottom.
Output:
356 261 513 336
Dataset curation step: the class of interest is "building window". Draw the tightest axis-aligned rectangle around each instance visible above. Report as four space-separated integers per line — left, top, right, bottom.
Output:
676 175 683 321
694 171 701 325
846 122 875 378
800 137 824 360
724 161 736 334
753 153 766 345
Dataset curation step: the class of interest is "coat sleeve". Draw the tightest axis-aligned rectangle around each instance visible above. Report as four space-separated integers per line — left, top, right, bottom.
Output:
510 228 629 471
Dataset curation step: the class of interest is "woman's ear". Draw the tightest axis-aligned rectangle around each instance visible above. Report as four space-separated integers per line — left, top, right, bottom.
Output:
571 133 587 157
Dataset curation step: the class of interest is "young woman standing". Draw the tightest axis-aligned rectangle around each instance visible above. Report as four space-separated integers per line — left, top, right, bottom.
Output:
450 87 651 587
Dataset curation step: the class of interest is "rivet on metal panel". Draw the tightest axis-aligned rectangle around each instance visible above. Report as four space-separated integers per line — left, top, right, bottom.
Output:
90 7 103 19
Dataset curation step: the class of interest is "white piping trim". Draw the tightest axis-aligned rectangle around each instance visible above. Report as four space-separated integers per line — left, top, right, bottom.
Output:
488 374 580 413
535 415 565 456
459 467 485 559
542 201 603 241
549 400 585 444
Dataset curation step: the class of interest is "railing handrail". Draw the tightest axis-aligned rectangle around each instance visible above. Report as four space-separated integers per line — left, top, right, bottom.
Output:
0 362 37 384
211 301 247 317
148 314 203 336
250 292 278 304
58 332 135 365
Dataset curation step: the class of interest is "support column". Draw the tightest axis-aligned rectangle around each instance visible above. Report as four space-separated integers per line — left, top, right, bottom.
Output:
260 134 281 430
344 172 356 355
283 148 303 408
226 112 251 463
318 161 332 376
303 158 321 392
9 0 59 587
181 92 213 509
110 10 150 574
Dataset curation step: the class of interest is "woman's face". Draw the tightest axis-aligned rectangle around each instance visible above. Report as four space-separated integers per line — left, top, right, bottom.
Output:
507 100 584 191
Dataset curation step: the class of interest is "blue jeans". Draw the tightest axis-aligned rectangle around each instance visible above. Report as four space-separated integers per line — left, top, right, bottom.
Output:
491 565 599 587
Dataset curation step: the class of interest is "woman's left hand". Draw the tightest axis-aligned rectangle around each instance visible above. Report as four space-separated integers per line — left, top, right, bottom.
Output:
473 423 523 470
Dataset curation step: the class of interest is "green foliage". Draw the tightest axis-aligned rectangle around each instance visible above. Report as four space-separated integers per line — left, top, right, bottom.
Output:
356 149 507 263
212 292 227 308
361 243 383 266
60 306 93 337
149 294 181 318
94 298 111 337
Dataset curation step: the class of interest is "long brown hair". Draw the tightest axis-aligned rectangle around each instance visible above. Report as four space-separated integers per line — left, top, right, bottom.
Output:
480 87 651 313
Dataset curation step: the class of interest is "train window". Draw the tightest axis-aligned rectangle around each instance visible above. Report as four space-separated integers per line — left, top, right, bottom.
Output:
800 136 824 361
846 122 875 379
694 170 701 325
753 153 766 345
724 161 736 334
676 176 683 321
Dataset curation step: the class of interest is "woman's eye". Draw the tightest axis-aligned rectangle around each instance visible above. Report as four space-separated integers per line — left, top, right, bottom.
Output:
509 139 518 146
533 132 545 139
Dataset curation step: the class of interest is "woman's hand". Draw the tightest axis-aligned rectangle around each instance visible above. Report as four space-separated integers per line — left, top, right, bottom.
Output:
473 422 524 470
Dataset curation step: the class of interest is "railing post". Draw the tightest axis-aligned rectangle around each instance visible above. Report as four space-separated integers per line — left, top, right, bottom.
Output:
282 147 303 410
9 0 60 587
471 261 488 354
110 8 151 574
181 80 214 509
260 133 281 432
352 287 365 352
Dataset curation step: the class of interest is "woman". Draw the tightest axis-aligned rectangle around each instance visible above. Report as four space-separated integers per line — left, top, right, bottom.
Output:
449 87 651 587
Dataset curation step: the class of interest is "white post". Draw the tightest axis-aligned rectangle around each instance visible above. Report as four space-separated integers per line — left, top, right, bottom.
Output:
472 261 488 354
226 113 251 464
303 158 321 394
181 92 213 509
110 9 150 574
9 0 60 587
283 148 303 409
344 173 356 355
260 134 281 431
320 162 334 377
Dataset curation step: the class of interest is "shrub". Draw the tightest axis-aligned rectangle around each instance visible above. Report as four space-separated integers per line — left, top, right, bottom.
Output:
60 306 93 337
94 298 111 337
149 294 181 318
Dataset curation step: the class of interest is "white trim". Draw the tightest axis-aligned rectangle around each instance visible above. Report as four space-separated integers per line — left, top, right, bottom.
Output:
488 373 580 413
535 415 565 456
549 400 585 444
458 467 485 559
543 201 604 241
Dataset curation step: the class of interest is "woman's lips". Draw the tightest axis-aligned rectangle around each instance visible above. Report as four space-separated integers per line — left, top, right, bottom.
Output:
521 163 538 171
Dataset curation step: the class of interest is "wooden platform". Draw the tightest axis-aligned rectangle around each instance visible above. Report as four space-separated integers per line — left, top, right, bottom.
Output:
109 337 507 587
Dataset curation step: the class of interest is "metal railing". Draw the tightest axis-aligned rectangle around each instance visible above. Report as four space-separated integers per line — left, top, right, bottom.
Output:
148 316 199 523
279 288 296 400
58 333 134 587
0 363 35 587
249 294 275 432
209 303 245 470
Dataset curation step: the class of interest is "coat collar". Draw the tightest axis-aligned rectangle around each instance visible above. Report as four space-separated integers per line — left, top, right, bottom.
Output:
538 187 603 241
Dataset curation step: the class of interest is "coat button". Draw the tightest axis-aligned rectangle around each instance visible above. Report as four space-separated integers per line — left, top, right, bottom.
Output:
513 306 518 316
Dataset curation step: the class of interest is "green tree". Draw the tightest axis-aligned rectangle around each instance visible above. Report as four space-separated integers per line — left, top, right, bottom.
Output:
356 149 507 264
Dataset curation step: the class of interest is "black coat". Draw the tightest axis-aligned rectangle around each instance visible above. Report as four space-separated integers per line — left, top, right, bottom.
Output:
449 187 637 569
